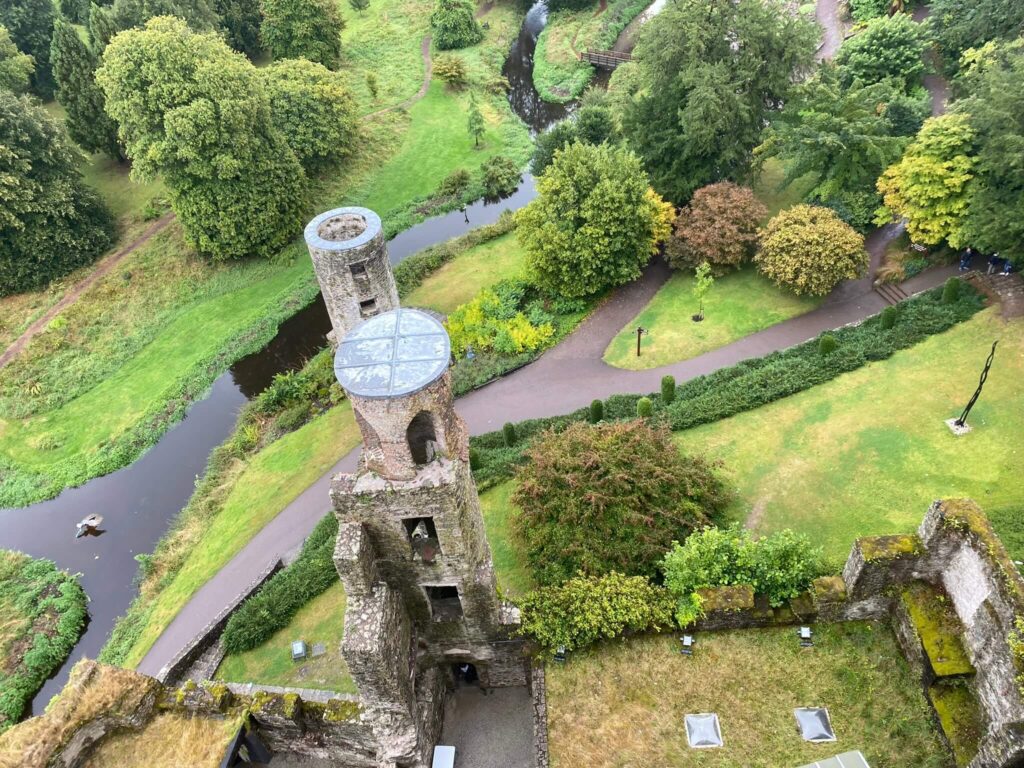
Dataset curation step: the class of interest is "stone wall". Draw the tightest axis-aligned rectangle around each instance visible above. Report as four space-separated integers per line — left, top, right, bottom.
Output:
531 665 550 768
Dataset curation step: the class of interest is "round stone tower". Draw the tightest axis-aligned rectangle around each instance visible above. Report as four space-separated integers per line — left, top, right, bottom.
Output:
304 207 399 344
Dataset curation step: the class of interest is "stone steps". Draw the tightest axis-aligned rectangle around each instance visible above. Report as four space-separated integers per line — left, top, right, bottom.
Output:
874 281 909 306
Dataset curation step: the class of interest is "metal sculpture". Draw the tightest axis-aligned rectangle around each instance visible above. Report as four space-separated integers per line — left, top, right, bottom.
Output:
955 340 998 427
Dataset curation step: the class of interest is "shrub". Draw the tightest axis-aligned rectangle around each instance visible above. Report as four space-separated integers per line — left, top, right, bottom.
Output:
836 13 927 90
880 305 898 330
666 182 767 271
589 399 604 423
445 284 554 357
818 334 838 356
221 514 339 654
430 0 483 50
276 402 310 433
481 155 521 199
636 397 652 418
511 420 731 585
943 276 961 304
503 422 517 447
516 572 676 655
530 120 577 176
662 524 823 626
433 54 468 88
259 0 344 68
848 0 889 21
661 375 676 404
469 448 481 470
437 168 472 198
755 205 868 296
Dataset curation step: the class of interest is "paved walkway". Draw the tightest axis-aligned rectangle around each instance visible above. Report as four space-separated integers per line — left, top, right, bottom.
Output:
439 687 534 768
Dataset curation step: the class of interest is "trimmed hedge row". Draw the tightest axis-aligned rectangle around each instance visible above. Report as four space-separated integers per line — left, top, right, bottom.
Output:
470 283 984 487
220 513 339 655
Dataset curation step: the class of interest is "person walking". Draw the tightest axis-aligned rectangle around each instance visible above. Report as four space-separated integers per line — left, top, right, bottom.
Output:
960 246 975 272
988 252 1001 274
1002 257 1013 275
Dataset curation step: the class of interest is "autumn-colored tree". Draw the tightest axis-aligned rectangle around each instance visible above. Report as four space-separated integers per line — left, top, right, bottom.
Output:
755 205 868 296
666 181 766 271
876 114 976 248
511 420 731 586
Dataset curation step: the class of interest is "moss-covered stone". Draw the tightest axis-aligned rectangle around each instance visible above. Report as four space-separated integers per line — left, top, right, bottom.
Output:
811 575 847 604
324 699 362 722
929 680 983 767
696 584 754 613
939 499 1024 612
903 582 975 678
788 592 815 618
860 534 922 562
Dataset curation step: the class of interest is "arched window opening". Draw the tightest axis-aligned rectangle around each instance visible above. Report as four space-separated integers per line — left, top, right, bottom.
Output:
407 411 437 465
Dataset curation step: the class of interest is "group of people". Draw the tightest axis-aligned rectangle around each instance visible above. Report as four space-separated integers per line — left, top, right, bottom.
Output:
958 246 1015 274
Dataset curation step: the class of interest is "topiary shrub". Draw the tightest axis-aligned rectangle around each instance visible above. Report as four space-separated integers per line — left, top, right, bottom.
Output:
503 422 517 447
818 334 838 356
589 399 604 423
636 396 653 418
880 305 897 330
516 572 676 656
430 0 483 50
662 524 823 626
481 155 521 199
511 420 731 585
661 375 676 404
943 277 961 304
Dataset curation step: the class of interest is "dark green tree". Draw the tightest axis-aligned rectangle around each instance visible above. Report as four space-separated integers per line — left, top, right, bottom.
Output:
529 120 577 175
575 102 615 145
0 0 56 98
835 13 926 90
467 92 485 147
110 0 222 31
0 24 34 93
88 3 118 51
0 91 115 296
51 17 122 160
260 0 342 67
930 0 1024 62
430 0 482 51
349 0 369 11
621 0 817 204
59 0 91 24
97 16 308 260
214 0 261 56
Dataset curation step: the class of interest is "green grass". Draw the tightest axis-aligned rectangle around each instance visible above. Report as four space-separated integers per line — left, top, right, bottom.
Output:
603 267 821 369
479 482 534 597
215 582 356 693
403 231 528 313
546 623 952 768
121 405 360 668
673 309 1024 567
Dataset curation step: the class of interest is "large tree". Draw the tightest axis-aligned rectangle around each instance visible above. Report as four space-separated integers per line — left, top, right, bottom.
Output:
0 91 115 296
0 25 34 93
110 0 221 31
260 58 357 171
760 65 911 230
430 0 482 51
213 0 261 56
960 41 1024 264
0 0 56 98
97 16 308 260
929 0 1024 62
755 205 868 296
621 0 817 204
51 17 122 160
516 142 673 298
667 182 766 271
835 13 926 90
88 2 119 51
876 114 976 248
260 0 342 67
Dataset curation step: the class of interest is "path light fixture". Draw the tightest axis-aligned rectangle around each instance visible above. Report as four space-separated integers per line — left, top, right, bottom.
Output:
798 626 813 648
679 635 695 656
553 645 567 663
635 326 648 357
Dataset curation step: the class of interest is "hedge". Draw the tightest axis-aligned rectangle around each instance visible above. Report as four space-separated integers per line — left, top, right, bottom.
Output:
469 283 983 488
220 513 340 655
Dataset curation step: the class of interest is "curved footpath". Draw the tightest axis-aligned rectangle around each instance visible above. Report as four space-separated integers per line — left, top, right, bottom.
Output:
138 3 955 677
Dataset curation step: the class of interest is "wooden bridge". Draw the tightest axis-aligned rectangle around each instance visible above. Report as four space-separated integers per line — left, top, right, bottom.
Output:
580 49 632 69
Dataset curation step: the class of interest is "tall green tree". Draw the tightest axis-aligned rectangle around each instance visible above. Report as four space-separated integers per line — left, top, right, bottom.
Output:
467 93 485 147
0 0 56 98
260 0 342 67
835 13 926 90
59 0 91 24
97 16 308 260
51 17 122 160
0 91 115 296
0 24 34 93
110 0 222 31
930 0 1024 62
621 0 817 204
430 0 482 51
88 3 118 51
876 113 976 248
516 142 673 298
213 0 261 56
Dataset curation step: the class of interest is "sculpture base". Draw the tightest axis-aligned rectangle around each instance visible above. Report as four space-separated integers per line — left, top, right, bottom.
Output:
945 418 972 436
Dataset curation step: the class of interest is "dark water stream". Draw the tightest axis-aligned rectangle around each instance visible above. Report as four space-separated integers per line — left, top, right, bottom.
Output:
1 2 564 716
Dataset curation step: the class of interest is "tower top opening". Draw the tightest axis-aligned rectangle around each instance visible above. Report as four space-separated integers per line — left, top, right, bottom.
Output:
304 206 382 254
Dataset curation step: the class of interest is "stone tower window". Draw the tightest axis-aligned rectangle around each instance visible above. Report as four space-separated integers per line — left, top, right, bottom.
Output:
403 517 440 562
359 298 378 318
350 261 367 277
406 411 438 465
425 585 463 621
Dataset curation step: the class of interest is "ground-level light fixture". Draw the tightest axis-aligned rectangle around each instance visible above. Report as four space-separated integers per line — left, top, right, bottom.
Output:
291 640 308 661
799 626 813 647
679 635 694 656
794 707 837 742
553 645 567 663
685 713 723 748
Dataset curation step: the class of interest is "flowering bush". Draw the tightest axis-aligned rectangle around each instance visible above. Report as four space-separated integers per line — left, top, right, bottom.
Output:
445 281 555 357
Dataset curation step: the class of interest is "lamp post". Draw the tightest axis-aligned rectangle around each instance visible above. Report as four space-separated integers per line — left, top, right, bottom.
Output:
636 326 648 357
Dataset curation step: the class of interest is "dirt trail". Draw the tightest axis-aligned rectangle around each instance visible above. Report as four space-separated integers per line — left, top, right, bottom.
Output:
362 36 434 121
0 212 174 371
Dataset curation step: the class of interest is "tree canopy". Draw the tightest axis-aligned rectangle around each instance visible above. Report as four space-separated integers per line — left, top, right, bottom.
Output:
0 91 115 296
260 0 342 67
666 181 766 271
620 0 817 204
755 205 868 296
835 13 927 90
0 25 33 93
110 0 222 32
930 0 1024 62
213 0 261 56
516 142 673 298
430 0 483 51
0 0 56 98
97 16 308 260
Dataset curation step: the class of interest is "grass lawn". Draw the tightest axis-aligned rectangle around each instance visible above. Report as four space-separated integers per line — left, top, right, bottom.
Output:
121 405 360 668
215 582 356 694
674 309 1024 566
546 623 951 768
404 231 528 313
479 482 534 597
603 267 821 370
82 712 242 768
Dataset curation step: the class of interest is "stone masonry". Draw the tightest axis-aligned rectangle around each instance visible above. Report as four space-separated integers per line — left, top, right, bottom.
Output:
304 207 399 346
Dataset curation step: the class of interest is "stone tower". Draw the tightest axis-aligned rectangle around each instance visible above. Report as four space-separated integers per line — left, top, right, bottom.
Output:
304 207 399 344
330 308 525 768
